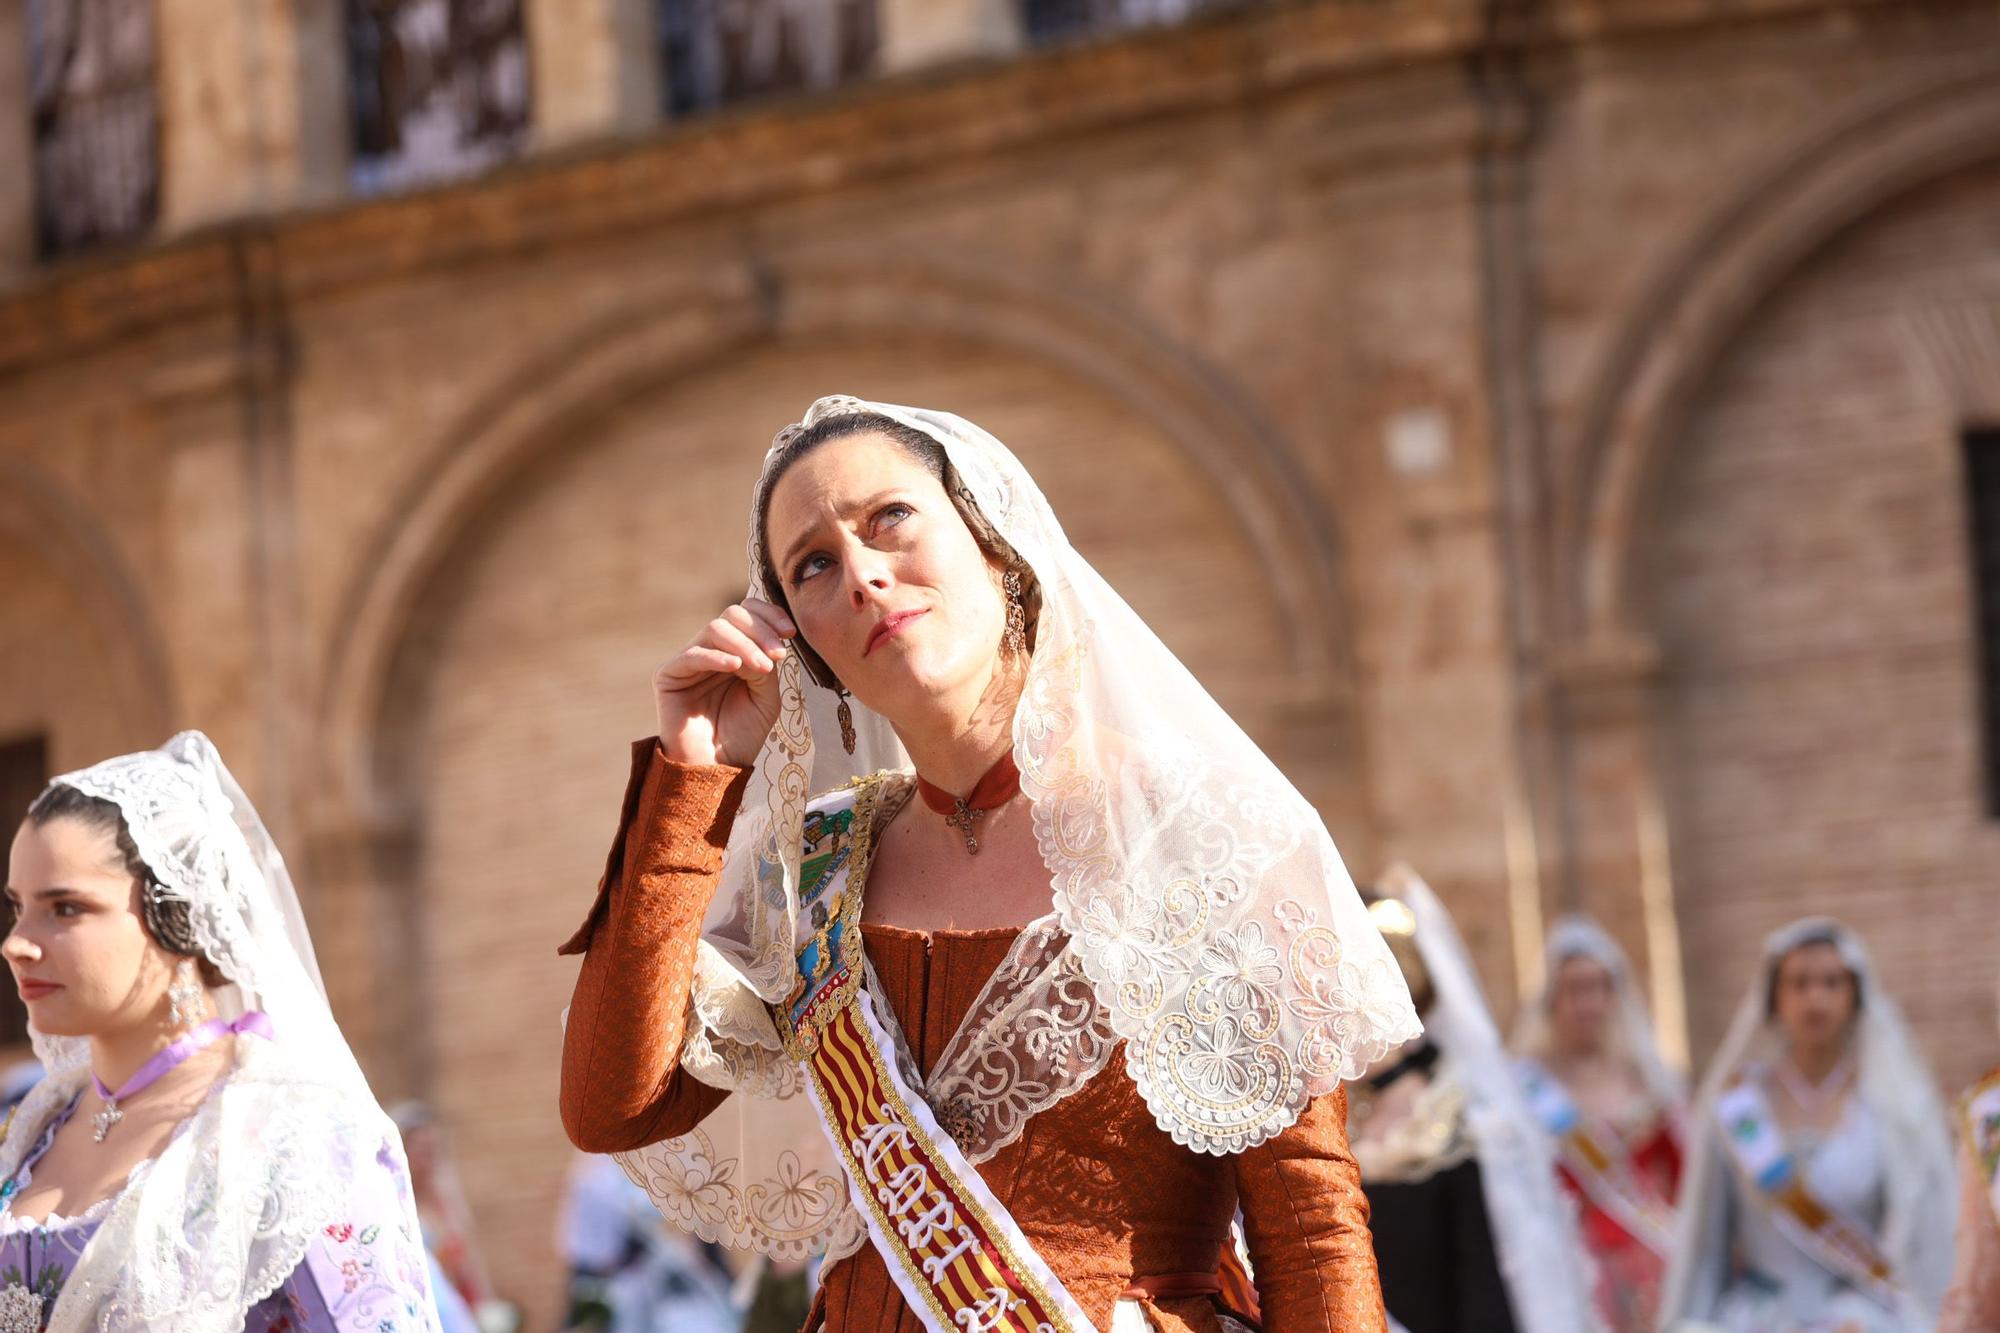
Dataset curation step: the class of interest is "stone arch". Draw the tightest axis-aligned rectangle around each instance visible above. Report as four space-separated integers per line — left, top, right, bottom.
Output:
1645 156 2000 1080
317 253 1355 811
0 454 176 752
1563 55 2000 646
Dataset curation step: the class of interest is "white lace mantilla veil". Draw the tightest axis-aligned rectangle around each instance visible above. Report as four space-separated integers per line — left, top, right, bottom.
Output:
0 732 434 1333
1659 917 1958 1330
1512 915 1687 1113
1376 865 1607 1333
610 394 1422 1262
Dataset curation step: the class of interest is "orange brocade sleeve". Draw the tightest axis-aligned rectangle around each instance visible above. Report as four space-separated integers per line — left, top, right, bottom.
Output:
1234 1085 1390 1333
557 739 753 1153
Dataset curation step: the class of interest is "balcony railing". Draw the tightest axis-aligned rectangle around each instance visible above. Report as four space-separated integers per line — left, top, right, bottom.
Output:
1021 0 1260 47
28 0 160 258
659 0 879 117
347 0 531 195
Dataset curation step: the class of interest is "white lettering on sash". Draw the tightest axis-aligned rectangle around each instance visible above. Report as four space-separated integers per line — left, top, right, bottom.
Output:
881 1162 931 1217
855 1114 916 1177
921 1225 982 1282
955 1286 1026 1333
816 987 1098 1333
853 1104 979 1272
899 1196 963 1250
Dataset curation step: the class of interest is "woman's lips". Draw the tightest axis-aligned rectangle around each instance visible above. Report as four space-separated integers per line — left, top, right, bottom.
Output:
15 979 61 1001
865 608 928 657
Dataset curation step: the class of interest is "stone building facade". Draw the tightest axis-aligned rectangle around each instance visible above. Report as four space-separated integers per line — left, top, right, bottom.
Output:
2 0 1998 1318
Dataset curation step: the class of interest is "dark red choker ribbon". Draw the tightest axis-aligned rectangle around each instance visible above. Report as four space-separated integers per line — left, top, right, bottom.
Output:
913 751 1021 855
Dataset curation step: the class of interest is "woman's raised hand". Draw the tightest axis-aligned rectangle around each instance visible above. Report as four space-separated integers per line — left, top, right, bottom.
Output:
655 599 797 768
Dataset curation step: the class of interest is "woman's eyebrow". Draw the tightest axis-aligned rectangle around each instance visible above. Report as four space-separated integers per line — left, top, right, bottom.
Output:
6 886 85 902
778 488 908 573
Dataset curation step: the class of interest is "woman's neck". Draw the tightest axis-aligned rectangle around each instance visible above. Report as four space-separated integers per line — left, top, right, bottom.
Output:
1550 1031 1607 1066
894 661 1022 797
87 1000 217 1092
1784 1036 1849 1085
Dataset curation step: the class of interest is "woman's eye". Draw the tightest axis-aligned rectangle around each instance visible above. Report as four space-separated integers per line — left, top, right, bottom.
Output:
791 553 831 585
878 503 914 528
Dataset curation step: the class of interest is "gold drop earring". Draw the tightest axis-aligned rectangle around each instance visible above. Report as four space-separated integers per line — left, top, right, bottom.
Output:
835 686 857 755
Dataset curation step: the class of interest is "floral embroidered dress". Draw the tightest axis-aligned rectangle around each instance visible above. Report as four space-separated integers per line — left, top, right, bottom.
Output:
561 747 1393 1333
0 1092 435 1332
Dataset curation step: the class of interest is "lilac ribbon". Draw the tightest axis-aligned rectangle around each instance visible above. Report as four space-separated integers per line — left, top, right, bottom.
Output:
92 1011 275 1104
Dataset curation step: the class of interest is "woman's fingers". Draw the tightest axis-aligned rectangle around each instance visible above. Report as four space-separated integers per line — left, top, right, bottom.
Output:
658 602 795 694
670 646 742 681
739 597 797 640
724 600 792 652
707 619 777 677
722 603 792 658
658 602 796 766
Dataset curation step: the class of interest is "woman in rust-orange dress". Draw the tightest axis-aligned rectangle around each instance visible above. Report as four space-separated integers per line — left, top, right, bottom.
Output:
559 397 1422 1333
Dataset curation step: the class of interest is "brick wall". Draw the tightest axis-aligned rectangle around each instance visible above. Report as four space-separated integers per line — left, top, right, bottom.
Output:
1655 162 2000 1085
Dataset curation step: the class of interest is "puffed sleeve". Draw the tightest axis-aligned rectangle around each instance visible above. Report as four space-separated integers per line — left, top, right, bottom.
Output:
1234 1086 1390 1333
558 740 752 1151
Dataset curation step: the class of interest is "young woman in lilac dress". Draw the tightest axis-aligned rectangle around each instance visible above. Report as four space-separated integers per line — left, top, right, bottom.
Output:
0 731 440 1332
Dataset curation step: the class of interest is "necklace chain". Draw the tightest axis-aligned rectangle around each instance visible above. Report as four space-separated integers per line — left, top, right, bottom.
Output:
1776 1052 1854 1116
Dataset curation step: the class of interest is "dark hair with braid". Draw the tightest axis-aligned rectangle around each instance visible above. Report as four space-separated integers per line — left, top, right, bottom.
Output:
23 784 227 986
1764 928 1864 1020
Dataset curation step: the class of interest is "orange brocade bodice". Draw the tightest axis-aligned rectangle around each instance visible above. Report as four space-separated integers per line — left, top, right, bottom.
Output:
558 740 1389 1333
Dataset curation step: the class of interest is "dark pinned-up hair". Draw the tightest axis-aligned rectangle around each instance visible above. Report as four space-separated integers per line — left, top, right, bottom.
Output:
751 411 1041 692
23 784 227 985
1763 927 1865 1019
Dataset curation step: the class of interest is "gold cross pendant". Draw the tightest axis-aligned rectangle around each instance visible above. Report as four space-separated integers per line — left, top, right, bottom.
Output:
944 800 985 855
91 1101 123 1143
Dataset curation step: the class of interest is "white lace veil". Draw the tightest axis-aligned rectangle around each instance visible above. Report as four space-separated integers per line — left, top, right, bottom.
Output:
3 731 432 1332
1512 915 1686 1111
1376 865 1606 1333
1659 917 1958 1328
611 395 1421 1260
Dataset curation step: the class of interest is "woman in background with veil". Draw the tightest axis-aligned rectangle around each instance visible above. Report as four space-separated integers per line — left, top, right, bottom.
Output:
1660 918 1955 1333
0 731 440 1332
558 396 1422 1332
1510 918 1683 1332
1349 866 1603 1333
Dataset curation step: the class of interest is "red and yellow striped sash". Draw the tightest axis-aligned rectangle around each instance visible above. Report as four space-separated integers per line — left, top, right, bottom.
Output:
805 990 1095 1333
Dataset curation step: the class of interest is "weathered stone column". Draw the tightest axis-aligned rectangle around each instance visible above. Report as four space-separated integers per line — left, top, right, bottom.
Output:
155 0 348 231
525 0 661 147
